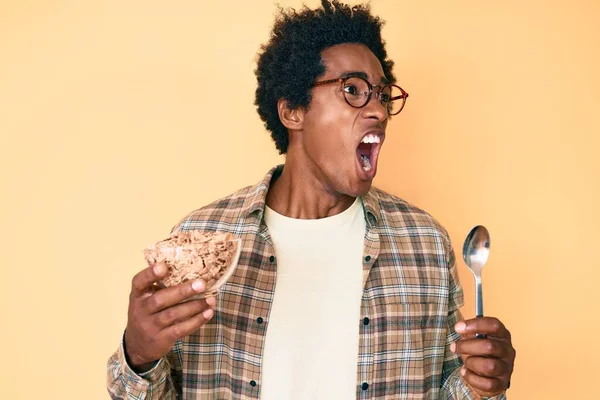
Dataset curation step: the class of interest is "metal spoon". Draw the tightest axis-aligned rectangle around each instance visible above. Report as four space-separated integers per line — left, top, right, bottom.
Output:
462 225 490 338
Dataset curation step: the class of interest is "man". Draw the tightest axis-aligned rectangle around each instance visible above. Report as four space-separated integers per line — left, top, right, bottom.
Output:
107 1 516 399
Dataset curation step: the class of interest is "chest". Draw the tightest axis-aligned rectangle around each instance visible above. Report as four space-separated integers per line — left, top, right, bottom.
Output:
179 229 451 399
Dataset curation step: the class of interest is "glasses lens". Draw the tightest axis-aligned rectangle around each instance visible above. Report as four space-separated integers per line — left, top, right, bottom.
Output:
382 85 405 115
342 76 370 108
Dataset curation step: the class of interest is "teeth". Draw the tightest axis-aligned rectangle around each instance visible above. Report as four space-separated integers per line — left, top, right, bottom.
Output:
361 134 381 144
360 154 372 171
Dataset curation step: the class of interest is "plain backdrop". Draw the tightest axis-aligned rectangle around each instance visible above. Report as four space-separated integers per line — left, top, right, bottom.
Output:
1 0 599 398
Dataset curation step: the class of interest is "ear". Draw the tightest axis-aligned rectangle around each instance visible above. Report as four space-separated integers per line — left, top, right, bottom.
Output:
277 98 304 131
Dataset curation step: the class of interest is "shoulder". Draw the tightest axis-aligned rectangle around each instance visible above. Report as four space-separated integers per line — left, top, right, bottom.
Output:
169 185 255 234
368 186 451 244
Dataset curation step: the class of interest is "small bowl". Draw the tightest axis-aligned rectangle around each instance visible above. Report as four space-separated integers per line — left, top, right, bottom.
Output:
148 236 243 300
194 237 242 299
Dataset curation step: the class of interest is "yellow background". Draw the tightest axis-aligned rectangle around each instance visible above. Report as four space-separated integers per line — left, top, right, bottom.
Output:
1 0 598 398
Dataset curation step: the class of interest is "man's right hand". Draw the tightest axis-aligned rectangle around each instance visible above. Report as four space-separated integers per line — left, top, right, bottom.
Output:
124 262 216 372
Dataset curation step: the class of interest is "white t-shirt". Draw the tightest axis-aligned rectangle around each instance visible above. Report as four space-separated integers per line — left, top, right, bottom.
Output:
260 198 366 400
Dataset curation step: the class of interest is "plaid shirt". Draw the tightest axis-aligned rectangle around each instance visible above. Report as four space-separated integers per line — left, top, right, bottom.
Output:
107 165 506 400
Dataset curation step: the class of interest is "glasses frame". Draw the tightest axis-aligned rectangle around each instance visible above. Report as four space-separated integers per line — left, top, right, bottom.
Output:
312 75 409 115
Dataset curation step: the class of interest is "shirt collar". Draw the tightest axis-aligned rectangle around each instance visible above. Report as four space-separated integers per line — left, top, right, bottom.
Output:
361 188 381 227
241 164 382 226
240 165 282 219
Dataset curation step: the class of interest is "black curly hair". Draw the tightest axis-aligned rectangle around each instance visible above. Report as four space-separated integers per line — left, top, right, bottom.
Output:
254 0 395 154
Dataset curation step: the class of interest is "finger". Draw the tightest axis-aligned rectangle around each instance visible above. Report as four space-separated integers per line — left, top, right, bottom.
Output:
205 296 217 307
154 299 213 328
453 338 509 358
160 307 215 341
457 332 478 340
144 279 207 313
463 356 510 378
459 332 511 343
455 317 510 339
131 263 168 298
461 367 507 397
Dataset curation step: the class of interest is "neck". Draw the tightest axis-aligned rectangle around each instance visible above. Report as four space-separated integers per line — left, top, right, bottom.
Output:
266 153 355 220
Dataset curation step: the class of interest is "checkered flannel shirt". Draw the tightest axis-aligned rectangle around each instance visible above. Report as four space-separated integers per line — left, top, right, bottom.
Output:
107 165 506 400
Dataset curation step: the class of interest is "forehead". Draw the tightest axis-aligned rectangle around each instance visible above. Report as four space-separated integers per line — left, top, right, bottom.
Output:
320 43 386 83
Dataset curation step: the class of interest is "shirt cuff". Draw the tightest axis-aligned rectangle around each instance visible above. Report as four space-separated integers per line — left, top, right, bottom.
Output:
443 366 507 400
460 372 507 400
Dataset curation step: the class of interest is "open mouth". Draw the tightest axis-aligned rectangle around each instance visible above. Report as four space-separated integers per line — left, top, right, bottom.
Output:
356 133 381 174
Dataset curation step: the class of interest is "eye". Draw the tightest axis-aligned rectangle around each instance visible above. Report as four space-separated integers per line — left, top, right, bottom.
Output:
379 92 391 103
343 84 360 96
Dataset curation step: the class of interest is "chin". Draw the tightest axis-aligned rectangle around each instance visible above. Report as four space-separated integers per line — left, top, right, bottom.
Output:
341 179 373 198
325 164 374 198
355 183 373 197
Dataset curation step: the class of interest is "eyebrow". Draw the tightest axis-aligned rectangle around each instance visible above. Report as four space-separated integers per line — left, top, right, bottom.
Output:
339 71 390 85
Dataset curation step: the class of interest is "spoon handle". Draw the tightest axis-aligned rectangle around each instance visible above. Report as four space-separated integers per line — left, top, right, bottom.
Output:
475 274 483 317
475 274 486 339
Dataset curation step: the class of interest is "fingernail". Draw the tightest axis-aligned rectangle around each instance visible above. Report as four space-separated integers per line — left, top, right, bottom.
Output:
153 263 166 276
450 343 456 353
202 309 214 319
461 367 466 377
205 297 217 307
455 321 466 333
192 280 205 292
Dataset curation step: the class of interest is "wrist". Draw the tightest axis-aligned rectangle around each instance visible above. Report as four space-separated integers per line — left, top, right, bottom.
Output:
130 360 158 374
123 333 157 373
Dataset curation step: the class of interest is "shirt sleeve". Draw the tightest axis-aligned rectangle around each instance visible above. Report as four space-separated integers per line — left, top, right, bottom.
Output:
440 244 507 400
106 334 183 400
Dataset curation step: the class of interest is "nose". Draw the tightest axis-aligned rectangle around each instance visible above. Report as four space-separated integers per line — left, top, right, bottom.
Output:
362 90 388 122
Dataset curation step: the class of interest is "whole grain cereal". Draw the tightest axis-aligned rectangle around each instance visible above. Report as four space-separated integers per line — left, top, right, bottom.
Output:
144 230 239 290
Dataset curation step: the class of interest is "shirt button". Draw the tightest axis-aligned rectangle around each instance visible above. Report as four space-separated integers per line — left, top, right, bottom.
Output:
361 382 369 390
257 317 264 324
365 255 371 262
362 317 370 326
250 380 257 387
269 255 275 263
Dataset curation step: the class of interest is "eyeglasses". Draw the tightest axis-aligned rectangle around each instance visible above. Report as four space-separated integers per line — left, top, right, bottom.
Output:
312 75 409 116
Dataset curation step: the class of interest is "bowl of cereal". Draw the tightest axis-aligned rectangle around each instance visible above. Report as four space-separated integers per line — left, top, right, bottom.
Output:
143 230 242 299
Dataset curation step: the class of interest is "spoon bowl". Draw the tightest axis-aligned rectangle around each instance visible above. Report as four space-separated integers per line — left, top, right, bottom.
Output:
462 225 491 337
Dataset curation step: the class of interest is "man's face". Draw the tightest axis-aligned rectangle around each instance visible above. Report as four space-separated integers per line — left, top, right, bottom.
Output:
298 43 390 197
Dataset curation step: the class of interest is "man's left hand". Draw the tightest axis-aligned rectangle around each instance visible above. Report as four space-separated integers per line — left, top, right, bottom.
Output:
451 317 516 398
